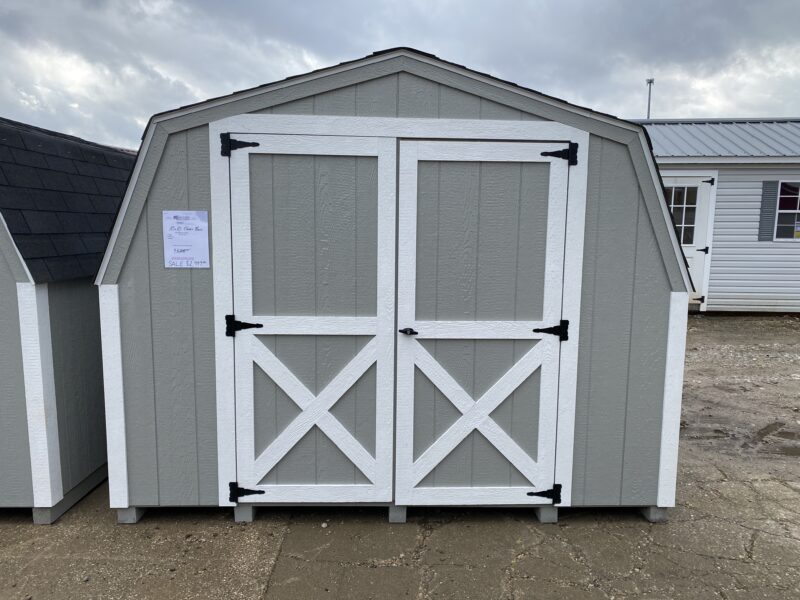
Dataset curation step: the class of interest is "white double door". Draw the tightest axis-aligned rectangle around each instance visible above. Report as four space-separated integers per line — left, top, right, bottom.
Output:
226 131 571 506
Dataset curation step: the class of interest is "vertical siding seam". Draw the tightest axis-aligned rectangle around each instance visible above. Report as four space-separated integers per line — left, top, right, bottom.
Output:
144 202 161 504
618 190 642 504
394 74 399 117
470 163 482 486
187 132 201 504
270 158 279 483
582 139 603 504
510 163 523 485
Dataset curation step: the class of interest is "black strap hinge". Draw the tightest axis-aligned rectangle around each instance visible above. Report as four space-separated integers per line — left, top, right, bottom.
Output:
541 142 578 166
533 319 569 341
696 296 706 303
229 482 265 502
702 177 715 186
220 132 260 156
527 483 562 504
225 314 264 337
697 246 710 254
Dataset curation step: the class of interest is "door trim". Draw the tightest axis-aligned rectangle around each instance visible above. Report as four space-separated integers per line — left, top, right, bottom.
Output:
661 169 718 311
209 116 589 507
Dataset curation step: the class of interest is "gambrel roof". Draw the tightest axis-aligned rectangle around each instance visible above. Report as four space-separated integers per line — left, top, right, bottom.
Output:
96 47 691 292
0 117 136 282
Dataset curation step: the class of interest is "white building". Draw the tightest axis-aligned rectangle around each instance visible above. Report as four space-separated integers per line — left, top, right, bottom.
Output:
640 119 800 312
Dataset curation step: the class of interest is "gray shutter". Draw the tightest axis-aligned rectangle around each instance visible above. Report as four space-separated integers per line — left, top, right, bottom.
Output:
758 181 779 241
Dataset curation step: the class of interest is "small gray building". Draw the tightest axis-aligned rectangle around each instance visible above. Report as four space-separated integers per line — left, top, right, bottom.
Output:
641 119 800 312
98 48 691 525
0 118 135 523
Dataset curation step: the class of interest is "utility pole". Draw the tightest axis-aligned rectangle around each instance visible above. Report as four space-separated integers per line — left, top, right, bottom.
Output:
646 78 655 119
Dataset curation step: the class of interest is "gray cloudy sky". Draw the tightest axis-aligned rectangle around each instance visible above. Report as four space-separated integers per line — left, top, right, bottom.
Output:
1 0 799 149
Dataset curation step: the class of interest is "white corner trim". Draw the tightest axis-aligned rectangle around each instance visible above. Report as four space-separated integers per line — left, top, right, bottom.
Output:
209 126 236 507
657 291 689 507
554 132 589 507
17 283 63 507
99 284 129 508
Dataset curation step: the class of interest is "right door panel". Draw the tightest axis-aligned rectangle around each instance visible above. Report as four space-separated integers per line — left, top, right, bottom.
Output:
395 141 570 505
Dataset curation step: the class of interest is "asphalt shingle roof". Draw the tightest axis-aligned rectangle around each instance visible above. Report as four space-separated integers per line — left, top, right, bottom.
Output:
0 117 136 282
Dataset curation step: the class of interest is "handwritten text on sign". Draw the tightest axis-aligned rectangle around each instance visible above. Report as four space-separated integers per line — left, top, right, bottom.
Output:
163 211 210 268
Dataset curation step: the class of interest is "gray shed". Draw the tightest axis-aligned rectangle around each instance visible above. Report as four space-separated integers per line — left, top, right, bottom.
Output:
97 48 691 525
0 118 135 523
640 119 800 312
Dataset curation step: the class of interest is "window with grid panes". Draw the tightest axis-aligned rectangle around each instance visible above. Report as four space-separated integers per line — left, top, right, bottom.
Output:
775 182 800 240
664 186 697 245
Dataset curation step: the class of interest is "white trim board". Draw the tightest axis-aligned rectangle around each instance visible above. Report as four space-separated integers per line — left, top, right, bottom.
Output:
554 138 589 507
657 291 689 507
17 283 63 507
99 284 129 508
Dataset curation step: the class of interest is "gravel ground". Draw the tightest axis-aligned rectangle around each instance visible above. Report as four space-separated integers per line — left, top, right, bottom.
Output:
1 313 798 599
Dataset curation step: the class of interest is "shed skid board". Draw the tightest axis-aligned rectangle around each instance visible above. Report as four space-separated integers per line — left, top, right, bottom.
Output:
32 465 107 524
99 284 129 508
17 283 63 507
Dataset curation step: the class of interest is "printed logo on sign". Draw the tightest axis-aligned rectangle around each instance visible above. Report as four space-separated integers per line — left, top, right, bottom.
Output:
163 210 210 268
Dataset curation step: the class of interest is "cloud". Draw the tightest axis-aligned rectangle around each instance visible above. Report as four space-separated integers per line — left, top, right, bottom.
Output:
1 0 799 147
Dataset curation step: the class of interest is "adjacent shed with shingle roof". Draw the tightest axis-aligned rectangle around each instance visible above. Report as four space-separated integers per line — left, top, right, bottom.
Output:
0 117 135 523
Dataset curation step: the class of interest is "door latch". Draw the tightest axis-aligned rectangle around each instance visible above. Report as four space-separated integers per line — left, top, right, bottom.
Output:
398 328 419 336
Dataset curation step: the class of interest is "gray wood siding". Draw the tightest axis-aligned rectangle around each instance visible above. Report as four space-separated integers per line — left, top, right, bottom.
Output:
570 136 671 506
256 73 544 121
118 127 217 506
47 279 107 494
115 75 676 507
707 167 800 311
0 250 33 506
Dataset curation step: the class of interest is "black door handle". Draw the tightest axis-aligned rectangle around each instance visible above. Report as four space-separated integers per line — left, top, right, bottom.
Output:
398 328 419 336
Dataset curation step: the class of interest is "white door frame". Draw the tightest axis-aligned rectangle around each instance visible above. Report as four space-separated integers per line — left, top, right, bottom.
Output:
661 169 718 311
210 115 589 507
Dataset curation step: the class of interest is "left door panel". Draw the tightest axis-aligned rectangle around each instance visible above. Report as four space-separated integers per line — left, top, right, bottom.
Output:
228 134 396 503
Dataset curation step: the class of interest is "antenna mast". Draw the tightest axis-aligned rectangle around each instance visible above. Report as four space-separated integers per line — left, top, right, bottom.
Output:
646 78 655 119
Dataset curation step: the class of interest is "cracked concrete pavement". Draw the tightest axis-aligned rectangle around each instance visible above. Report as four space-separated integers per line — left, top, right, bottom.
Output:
1 314 798 599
